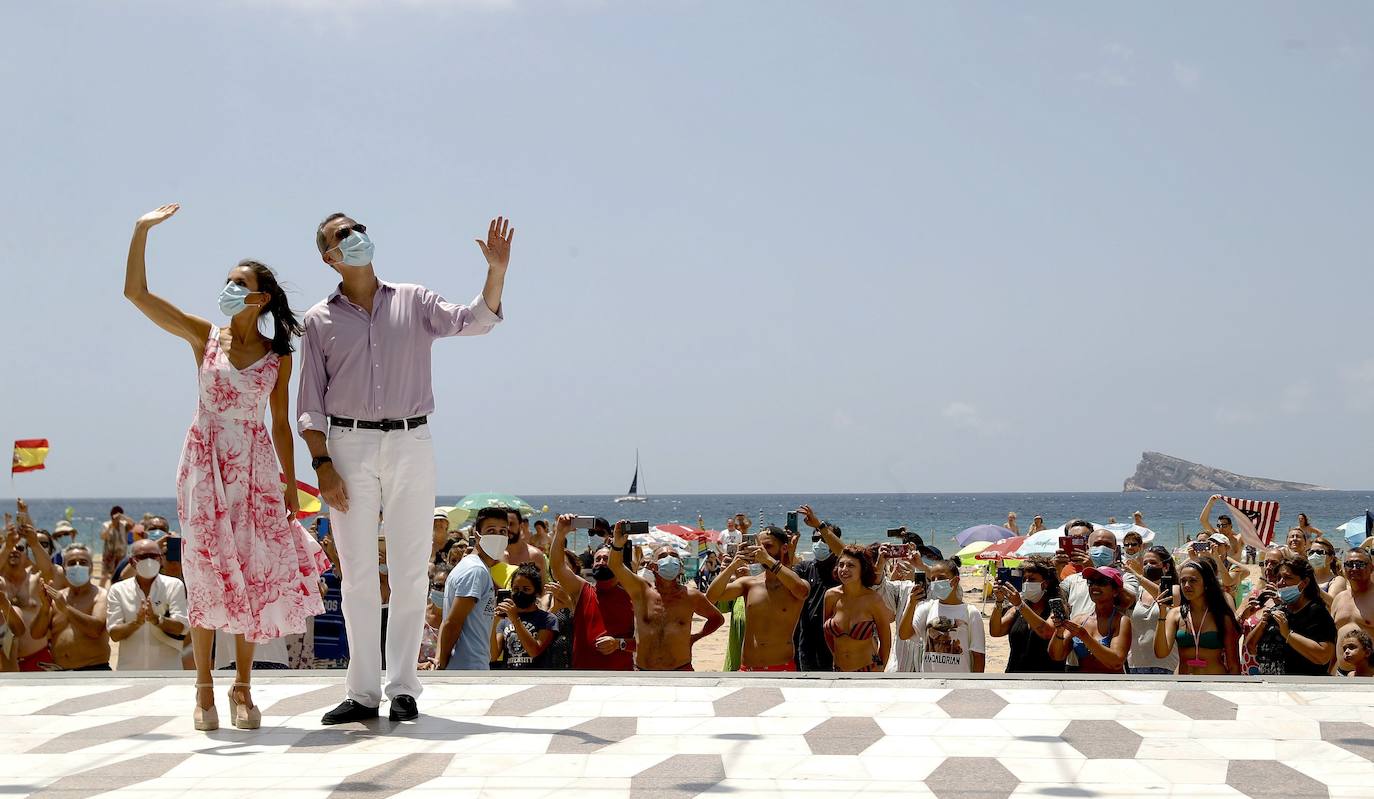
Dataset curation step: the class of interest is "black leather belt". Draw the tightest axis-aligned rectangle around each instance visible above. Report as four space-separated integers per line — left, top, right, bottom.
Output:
329 415 428 431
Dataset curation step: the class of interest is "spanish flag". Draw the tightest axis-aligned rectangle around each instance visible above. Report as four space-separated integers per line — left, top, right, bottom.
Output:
12 439 49 474
280 474 322 519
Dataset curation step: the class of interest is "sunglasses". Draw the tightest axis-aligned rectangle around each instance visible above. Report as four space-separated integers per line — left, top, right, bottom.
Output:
1086 577 1115 587
334 223 367 243
1344 561 1370 571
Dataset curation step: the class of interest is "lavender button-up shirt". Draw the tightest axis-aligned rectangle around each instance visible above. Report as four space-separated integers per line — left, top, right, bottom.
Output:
297 281 502 434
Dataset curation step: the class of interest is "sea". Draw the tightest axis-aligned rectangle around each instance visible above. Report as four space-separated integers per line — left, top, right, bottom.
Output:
15 491 1374 555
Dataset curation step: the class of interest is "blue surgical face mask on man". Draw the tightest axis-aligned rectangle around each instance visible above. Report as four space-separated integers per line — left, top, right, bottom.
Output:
1089 546 1115 567
1278 585 1302 604
218 282 253 316
147 529 167 542
336 231 375 267
656 556 682 581
813 542 831 562
929 579 953 601
65 565 91 588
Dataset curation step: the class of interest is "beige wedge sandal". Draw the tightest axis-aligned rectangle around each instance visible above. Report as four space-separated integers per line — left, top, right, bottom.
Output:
228 682 261 730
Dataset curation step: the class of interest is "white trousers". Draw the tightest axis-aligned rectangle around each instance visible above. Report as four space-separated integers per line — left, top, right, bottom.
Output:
327 424 435 706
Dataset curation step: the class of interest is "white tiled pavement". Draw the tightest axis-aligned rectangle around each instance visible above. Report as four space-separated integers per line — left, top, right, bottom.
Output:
2 672 1372 798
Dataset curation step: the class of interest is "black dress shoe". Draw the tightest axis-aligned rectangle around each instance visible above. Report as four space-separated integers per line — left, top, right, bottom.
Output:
321 699 379 725
388 694 419 721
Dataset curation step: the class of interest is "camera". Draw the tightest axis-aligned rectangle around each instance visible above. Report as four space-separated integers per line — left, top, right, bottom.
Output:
995 566 1023 591
625 521 650 535
785 512 800 535
496 589 512 604
886 526 907 538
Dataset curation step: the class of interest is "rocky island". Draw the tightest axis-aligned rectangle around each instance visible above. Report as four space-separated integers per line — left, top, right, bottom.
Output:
1123 451 1328 493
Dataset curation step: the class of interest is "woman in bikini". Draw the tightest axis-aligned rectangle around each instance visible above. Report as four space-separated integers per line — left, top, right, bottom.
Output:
1307 538 1346 608
823 545 892 672
1154 559 1241 675
1050 566 1132 673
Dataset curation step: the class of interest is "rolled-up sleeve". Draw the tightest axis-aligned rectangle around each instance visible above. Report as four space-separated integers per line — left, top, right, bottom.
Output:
419 289 503 339
297 314 329 434
165 579 189 627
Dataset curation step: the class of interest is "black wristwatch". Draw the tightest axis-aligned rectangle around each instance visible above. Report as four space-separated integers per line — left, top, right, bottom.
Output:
311 455 333 471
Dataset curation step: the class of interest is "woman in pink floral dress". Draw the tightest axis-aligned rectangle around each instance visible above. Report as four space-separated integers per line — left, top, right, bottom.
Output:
124 203 326 731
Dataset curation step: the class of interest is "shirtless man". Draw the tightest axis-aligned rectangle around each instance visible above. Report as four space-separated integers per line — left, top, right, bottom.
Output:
1332 548 1374 647
502 509 544 569
705 525 808 671
609 521 723 670
2 516 55 671
45 544 111 671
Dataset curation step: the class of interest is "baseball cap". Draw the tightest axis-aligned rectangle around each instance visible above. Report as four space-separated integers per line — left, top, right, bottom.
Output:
1082 566 1124 589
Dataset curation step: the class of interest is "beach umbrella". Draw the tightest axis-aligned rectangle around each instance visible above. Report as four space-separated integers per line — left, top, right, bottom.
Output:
955 540 993 565
1104 522 1156 544
1336 514 1372 548
434 505 472 528
455 493 535 515
1015 528 1063 558
976 536 1027 561
956 524 1016 548
631 528 689 553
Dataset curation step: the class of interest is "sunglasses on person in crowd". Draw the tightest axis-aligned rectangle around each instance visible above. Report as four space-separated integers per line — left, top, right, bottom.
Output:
334 223 367 242
1344 561 1370 571
1086 577 1114 587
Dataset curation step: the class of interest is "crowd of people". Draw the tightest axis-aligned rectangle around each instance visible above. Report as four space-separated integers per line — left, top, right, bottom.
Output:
9 498 1372 679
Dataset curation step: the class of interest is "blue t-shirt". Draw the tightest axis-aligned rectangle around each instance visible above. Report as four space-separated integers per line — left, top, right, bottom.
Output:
444 554 496 670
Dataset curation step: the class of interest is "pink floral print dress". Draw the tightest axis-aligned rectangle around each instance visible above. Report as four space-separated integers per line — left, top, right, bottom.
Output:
176 328 327 643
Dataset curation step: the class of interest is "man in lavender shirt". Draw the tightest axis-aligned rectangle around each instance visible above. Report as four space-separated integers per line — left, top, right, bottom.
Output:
299 212 512 725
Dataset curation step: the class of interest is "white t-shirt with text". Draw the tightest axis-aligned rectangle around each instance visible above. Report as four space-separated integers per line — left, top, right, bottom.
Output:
909 599 985 673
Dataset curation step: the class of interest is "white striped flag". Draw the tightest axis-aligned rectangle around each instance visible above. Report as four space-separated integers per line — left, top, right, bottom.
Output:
1219 495 1281 550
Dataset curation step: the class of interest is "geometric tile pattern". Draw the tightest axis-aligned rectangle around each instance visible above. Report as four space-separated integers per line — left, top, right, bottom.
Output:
926 756 1019 799
1059 719 1143 759
803 716 885 755
1165 687 1239 720
936 687 1007 719
1225 759 1330 799
3 674 1374 799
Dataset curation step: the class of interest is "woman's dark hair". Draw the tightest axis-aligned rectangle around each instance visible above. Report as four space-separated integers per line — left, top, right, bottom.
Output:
1145 545 1178 584
840 544 878 588
1297 513 1310 526
1020 556 1061 601
561 549 581 577
240 260 303 356
111 505 124 516
512 563 544 595
1278 555 1323 605
1179 559 1239 637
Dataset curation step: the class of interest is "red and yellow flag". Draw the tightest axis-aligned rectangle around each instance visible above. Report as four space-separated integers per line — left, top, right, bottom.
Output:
12 439 49 474
280 473 323 519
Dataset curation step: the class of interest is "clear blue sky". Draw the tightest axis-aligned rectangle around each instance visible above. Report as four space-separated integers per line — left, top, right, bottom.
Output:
3 2 1372 497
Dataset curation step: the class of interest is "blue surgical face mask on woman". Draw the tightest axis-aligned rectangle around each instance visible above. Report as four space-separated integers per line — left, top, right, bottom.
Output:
929 579 953 601
1278 585 1302 604
1307 552 1328 570
429 589 445 608
1089 546 1115 567
218 282 254 316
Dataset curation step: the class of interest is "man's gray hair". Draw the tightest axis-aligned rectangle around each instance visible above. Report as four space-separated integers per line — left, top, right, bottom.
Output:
63 542 92 558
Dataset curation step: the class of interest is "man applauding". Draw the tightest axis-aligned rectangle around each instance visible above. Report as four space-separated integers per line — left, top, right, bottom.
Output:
705 526 808 671
609 521 723 670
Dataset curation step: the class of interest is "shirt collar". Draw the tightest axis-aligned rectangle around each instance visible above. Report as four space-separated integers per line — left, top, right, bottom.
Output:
328 279 396 306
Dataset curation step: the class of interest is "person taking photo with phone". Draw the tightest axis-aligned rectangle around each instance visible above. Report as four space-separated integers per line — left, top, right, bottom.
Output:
609 521 723 670
123 204 324 730
548 515 636 670
705 525 808 671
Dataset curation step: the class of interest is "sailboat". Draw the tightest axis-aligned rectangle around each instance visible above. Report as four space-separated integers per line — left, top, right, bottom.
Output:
614 451 648 504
